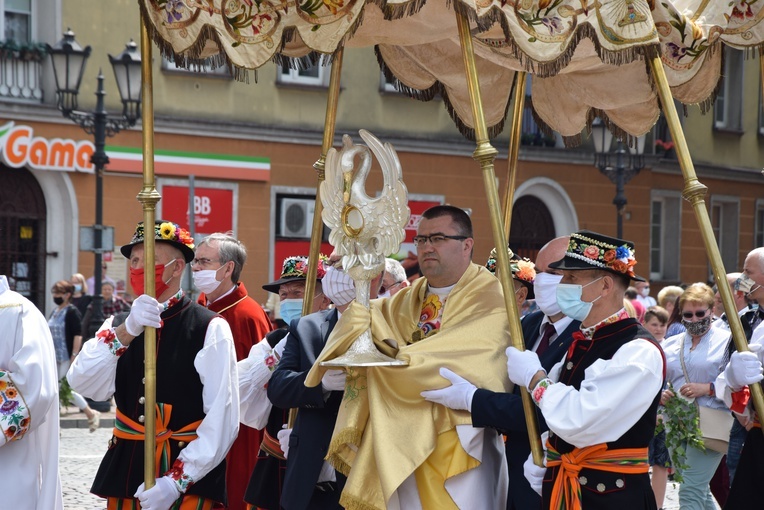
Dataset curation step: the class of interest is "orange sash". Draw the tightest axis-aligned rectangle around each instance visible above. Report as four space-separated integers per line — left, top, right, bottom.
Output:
114 404 202 475
546 442 649 510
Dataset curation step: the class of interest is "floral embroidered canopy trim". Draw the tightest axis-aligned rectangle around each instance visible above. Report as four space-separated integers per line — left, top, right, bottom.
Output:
139 0 764 141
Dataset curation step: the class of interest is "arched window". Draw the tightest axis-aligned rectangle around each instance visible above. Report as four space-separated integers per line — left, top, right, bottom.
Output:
510 195 555 261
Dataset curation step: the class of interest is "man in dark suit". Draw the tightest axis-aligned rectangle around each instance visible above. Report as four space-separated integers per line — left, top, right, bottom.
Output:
267 262 380 510
423 236 577 510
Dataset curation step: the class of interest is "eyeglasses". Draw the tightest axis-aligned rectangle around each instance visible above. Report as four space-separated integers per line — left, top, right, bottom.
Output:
412 234 469 247
380 280 404 295
190 257 221 268
682 309 710 320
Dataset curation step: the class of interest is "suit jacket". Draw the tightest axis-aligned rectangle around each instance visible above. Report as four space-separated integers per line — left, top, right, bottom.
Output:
267 309 345 510
471 310 580 510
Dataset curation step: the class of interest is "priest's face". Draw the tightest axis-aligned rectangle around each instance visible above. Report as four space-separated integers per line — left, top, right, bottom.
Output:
415 215 473 288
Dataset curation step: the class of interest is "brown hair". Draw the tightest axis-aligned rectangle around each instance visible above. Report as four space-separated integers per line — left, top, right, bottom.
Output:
645 305 669 325
51 280 74 295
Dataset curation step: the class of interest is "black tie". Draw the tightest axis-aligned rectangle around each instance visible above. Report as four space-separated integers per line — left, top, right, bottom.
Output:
535 323 556 357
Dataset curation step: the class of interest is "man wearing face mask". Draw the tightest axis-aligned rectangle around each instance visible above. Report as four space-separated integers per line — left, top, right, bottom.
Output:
240 255 332 510
265 257 368 510
634 280 657 308
425 236 578 510
68 220 239 510
192 233 273 510
505 230 665 510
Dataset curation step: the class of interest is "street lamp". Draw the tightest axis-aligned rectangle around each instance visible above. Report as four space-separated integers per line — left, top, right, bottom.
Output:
592 118 645 239
48 30 142 338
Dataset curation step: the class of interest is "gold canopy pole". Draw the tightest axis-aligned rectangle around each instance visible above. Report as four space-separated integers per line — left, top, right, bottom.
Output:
290 48 344 428
302 48 344 318
455 10 543 466
502 72 527 237
139 20 160 488
649 56 764 428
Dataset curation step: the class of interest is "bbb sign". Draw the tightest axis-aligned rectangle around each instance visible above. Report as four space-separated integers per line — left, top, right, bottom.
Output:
162 185 234 235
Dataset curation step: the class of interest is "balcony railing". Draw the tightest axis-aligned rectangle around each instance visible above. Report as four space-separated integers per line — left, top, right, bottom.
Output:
0 44 44 102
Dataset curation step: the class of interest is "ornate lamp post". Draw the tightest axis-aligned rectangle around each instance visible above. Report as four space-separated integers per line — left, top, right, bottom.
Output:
48 30 142 338
592 119 645 239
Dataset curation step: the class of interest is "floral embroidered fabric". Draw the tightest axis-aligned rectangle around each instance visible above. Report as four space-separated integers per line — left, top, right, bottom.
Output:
412 293 445 343
166 459 194 493
0 371 29 443
579 308 631 340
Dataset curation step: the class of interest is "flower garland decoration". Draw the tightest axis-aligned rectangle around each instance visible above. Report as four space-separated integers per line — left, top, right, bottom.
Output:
485 247 537 283
655 382 705 484
280 255 327 280
568 235 637 278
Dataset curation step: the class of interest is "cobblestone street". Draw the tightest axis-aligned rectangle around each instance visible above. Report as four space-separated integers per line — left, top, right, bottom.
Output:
59 421 715 510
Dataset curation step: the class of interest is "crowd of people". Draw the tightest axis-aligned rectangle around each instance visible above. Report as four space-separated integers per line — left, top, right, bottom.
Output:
4 206 764 510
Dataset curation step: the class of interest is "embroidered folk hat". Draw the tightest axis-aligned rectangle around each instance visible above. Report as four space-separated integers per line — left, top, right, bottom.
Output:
120 220 195 263
485 246 536 299
548 230 645 282
262 255 327 294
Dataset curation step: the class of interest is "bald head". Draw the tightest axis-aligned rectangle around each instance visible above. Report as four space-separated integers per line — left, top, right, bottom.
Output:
535 236 570 274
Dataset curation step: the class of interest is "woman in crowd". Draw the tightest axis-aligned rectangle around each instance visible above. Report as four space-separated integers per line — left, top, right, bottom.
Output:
69 273 92 317
660 283 730 510
644 306 670 510
658 285 684 316
48 280 100 432
666 294 687 337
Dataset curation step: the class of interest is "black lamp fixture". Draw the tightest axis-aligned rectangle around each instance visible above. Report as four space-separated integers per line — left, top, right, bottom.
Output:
47 30 142 339
592 118 645 239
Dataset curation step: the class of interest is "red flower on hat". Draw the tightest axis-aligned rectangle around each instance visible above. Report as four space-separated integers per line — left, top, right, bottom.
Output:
610 260 628 274
603 249 616 262
583 245 600 260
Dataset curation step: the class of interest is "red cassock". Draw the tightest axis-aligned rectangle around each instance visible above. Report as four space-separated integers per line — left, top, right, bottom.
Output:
201 283 272 510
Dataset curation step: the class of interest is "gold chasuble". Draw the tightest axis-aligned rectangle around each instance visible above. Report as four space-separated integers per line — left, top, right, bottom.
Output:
305 263 512 510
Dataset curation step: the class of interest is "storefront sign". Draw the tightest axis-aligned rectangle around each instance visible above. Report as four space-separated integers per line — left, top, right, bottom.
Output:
0 121 94 173
162 185 235 235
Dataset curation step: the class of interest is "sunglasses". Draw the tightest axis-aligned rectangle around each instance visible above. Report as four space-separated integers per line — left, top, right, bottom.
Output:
682 309 710 320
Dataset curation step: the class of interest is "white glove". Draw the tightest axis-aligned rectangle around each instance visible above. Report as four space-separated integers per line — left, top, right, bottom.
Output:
420 367 477 412
278 427 292 459
125 294 163 336
506 346 544 389
321 369 346 392
726 348 764 389
523 451 547 495
273 336 287 359
134 476 181 510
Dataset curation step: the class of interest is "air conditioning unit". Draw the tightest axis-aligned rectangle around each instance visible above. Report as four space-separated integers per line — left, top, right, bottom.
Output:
279 198 315 238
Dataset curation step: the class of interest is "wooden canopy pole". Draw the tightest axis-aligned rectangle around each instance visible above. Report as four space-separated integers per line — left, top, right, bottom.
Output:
502 72 527 237
649 56 764 428
138 20 161 488
455 10 543 466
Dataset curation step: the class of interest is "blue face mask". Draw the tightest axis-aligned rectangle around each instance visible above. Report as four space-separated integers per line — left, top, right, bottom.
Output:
279 298 304 326
555 277 603 322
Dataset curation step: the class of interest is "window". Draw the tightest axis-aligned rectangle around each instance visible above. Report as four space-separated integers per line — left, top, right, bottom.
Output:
755 199 764 248
278 62 329 87
161 56 229 77
710 196 740 274
3 0 31 43
650 191 682 281
714 47 744 131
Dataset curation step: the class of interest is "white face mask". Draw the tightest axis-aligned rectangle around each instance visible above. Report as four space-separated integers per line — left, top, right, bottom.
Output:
193 265 226 295
640 287 650 297
378 290 391 299
532 272 563 317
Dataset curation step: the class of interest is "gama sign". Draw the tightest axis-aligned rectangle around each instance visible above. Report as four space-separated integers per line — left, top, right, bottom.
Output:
0 121 95 173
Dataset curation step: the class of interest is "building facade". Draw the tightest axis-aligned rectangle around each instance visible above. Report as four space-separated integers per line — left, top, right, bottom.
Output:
1 1 762 314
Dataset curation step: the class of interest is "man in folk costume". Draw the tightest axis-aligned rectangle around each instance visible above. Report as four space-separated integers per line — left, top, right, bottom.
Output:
240 255 331 510
506 231 665 510
68 220 239 510
423 236 579 510
192 233 273 510
0 275 63 510
714 247 764 509
306 205 511 510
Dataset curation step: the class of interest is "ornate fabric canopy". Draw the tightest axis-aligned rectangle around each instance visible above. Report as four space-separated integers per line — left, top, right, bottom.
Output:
140 0 763 141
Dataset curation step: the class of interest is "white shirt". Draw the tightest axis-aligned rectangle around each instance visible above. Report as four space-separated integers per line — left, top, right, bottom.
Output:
238 335 287 430
636 294 657 308
540 337 664 448
531 315 574 352
0 276 63 510
68 312 239 486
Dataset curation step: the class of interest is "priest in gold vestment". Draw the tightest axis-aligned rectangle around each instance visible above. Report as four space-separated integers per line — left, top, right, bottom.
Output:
307 205 511 510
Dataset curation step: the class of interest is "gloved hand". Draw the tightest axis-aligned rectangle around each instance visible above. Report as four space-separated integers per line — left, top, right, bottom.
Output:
278 427 292 459
125 294 163 337
726 346 764 389
321 369 346 392
523 451 547 496
506 346 544 389
273 336 287 359
420 367 477 412
134 476 181 510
